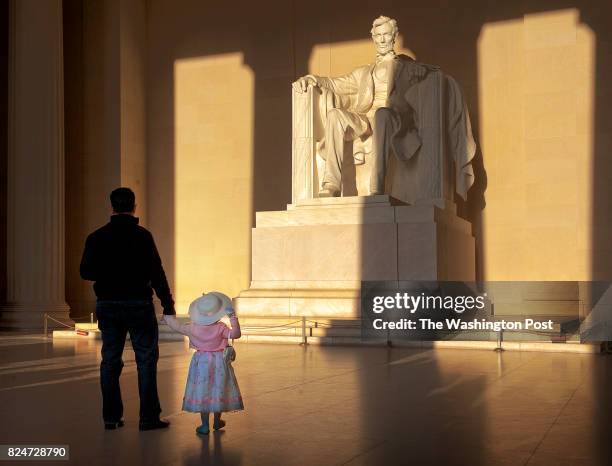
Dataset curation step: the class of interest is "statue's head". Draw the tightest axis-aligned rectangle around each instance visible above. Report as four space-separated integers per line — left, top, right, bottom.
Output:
371 16 398 55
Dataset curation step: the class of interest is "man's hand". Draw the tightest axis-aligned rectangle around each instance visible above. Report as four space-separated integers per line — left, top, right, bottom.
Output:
292 75 318 93
159 315 166 324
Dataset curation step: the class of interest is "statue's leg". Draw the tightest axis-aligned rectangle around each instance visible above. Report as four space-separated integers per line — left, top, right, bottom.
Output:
321 109 368 194
371 108 400 194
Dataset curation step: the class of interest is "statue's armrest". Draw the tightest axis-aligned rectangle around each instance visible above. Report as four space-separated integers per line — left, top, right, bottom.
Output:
292 87 318 203
290 86 354 202
292 87 318 141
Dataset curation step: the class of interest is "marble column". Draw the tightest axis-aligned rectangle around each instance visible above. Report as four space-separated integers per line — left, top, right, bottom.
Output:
1 0 70 329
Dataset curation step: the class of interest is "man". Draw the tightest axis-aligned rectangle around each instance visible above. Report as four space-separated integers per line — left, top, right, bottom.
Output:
80 187 174 431
292 16 433 197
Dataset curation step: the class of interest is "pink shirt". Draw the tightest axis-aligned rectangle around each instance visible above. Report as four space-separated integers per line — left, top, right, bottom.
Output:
164 315 241 352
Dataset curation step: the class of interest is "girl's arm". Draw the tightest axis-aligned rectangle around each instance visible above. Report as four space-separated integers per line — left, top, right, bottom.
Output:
162 315 192 336
224 304 241 339
227 315 241 339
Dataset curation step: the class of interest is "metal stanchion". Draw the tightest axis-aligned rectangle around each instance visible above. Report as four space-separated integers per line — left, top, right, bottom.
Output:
90 313 94 325
43 313 48 337
301 316 307 345
494 330 504 352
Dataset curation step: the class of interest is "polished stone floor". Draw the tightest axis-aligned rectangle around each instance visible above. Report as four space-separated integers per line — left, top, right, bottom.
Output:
0 334 611 466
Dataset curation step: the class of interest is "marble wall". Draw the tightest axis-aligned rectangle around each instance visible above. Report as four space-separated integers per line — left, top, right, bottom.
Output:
479 9 597 280
60 0 612 316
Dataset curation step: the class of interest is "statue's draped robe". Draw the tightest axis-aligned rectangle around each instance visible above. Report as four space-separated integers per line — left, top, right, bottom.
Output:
311 55 476 203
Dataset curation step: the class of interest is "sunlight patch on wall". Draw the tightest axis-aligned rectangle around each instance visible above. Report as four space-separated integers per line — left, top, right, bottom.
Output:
478 9 594 280
174 53 254 312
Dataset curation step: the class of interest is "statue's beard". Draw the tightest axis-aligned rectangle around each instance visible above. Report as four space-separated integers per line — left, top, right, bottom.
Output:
376 44 394 55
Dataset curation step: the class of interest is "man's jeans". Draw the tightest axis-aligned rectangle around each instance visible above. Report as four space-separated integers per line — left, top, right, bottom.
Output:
96 300 161 423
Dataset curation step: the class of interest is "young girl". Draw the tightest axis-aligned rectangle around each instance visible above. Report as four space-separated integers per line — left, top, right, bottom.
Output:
163 291 243 435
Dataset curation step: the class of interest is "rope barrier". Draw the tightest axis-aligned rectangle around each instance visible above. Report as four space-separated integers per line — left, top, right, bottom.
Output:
243 328 298 333
42 310 97 337
45 315 76 330
241 320 302 330
241 327 301 333
305 320 335 327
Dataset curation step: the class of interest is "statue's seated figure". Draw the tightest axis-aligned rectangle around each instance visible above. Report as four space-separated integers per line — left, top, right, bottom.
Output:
292 15 476 205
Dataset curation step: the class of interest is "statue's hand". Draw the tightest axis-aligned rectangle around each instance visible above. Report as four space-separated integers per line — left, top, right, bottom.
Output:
292 75 318 93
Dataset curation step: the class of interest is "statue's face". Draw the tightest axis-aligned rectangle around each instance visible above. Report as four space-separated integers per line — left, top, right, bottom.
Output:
371 21 395 55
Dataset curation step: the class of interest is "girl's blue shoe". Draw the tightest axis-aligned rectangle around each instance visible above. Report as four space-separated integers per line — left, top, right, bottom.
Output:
196 424 210 435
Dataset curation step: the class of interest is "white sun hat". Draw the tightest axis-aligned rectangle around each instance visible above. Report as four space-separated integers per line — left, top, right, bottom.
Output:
188 291 232 326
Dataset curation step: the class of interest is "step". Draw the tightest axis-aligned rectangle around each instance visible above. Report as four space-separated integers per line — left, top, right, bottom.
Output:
53 330 100 339
236 334 599 353
73 323 98 330
54 329 186 342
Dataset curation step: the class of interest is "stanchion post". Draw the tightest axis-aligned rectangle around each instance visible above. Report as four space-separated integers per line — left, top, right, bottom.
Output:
90 313 94 325
43 313 48 338
495 330 504 352
301 316 307 345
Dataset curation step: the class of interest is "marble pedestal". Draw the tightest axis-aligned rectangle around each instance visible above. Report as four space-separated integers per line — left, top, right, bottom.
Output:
236 195 475 317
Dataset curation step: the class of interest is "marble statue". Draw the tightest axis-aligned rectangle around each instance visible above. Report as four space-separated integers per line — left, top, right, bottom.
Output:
291 15 476 204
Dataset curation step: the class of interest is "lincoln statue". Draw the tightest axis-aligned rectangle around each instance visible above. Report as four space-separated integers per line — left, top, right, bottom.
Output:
292 15 476 203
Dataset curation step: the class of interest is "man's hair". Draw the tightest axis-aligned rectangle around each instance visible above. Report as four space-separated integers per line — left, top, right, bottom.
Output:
371 15 399 37
110 187 136 213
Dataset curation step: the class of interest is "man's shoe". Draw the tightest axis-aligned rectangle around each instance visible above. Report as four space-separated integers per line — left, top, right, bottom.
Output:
104 419 125 430
318 187 340 198
139 419 170 431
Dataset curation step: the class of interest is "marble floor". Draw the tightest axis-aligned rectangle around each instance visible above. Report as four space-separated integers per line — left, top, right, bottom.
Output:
0 334 611 466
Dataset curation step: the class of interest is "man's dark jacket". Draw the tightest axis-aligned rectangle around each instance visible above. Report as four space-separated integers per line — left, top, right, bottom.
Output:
80 214 176 315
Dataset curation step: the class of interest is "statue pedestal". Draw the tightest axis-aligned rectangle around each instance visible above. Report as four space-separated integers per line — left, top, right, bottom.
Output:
236 195 475 317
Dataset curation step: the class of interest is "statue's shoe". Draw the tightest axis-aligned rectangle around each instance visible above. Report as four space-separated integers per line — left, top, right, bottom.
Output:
318 187 340 197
